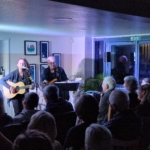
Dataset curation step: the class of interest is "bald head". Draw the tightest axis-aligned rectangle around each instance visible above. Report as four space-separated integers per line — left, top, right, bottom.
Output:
47 56 56 70
119 55 128 64
109 89 129 112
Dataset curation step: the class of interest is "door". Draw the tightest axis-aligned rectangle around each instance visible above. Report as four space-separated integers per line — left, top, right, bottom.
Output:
138 41 150 84
104 42 137 85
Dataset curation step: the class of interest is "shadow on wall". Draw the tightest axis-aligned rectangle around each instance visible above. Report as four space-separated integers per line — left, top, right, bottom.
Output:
75 58 93 81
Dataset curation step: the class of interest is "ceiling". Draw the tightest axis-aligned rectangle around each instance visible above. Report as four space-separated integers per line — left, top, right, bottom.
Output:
1 0 150 37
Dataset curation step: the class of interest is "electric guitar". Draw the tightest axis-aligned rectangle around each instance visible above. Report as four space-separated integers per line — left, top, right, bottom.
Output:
39 78 57 89
3 79 58 99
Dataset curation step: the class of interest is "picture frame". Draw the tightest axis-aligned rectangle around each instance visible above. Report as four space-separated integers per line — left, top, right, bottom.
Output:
24 41 37 55
40 41 49 63
29 64 36 83
40 64 48 82
53 53 61 67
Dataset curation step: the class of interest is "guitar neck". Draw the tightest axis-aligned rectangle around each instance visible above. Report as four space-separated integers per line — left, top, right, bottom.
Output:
20 85 31 89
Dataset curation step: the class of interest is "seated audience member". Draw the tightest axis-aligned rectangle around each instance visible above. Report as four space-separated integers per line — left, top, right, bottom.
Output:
85 124 112 150
13 129 53 150
13 92 39 124
43 85 73 115
104 90 141 141
124 76 140 108
27 111 61 150
97 76 116 124
141 77 150 85
134 84 150 117
0 132 13 150
63 94 98 150
0 90 13 128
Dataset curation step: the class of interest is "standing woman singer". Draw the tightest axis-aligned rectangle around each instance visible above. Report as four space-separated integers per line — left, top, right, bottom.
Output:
0 58 34 116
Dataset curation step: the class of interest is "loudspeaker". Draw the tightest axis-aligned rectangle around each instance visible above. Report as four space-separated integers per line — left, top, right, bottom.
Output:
107 52 111 62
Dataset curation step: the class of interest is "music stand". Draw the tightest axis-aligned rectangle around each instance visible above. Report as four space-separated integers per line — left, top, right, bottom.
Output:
54 82 80 91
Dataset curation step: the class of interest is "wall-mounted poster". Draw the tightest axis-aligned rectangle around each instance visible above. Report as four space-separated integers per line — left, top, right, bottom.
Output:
24 41 37 55
40 41 49 63
53 53 61 67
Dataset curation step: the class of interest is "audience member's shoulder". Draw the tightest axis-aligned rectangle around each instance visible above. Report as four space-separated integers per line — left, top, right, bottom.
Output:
59 97 71 104
2 113 13 120
0 113 13 127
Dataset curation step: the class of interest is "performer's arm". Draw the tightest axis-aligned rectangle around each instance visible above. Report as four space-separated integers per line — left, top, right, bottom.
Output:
0 73 12 89
60 68 68 81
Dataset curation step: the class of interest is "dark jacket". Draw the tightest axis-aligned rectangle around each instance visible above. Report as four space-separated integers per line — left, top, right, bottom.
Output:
104 109 141 140
97 89 114 124
13 109 39 124
129 92 140 109
44 97 73 115
134 101 150 117
41 67 68 82
0 113 13 128
63 122 92 150
111 62 127 84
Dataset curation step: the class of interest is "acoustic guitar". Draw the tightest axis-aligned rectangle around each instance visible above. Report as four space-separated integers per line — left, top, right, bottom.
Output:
3 79 57 99
3 81 34 99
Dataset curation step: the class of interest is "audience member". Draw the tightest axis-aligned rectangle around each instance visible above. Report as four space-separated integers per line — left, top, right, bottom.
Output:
0 90 13 128
134 84 150 117
63 94 98 150
27 111 61 150
85 123 112 150
43 85 73 115
13 129 53 150
13 92 39 124
124 76 140 108
141 77 150 85
104 90 141 140
97 76 116 124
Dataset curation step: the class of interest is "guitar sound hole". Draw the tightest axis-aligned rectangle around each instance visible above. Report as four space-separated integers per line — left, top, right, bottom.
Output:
15 86 20 92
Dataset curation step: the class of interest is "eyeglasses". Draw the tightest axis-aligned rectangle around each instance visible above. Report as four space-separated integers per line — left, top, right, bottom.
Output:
48 62 55 65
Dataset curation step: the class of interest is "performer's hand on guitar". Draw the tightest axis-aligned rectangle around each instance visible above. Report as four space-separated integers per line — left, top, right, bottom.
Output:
10 86 18 94
43 80 48 84
30 84 35 90
39 80 48 90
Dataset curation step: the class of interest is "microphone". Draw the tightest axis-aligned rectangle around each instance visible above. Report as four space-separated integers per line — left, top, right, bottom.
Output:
22 66 29 70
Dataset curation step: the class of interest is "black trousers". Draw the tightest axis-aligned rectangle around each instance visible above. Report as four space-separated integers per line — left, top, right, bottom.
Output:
10 94 24 116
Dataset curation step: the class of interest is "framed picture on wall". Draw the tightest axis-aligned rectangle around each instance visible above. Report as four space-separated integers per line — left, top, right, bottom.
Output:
29 64 36 83
53 53 61 67
40 41 49 63
40 64 48 82
24 41 37 55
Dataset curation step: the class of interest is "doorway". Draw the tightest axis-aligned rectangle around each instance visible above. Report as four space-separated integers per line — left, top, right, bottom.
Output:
95 39 150 86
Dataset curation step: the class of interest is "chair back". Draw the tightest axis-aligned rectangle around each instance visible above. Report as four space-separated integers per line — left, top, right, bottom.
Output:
112 138 140 150
53 111 77 146
138 117 150 150
0 124 24 142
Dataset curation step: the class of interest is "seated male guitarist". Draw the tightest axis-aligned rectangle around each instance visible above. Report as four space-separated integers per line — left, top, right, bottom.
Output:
41 56 69 100
0 58 34 116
